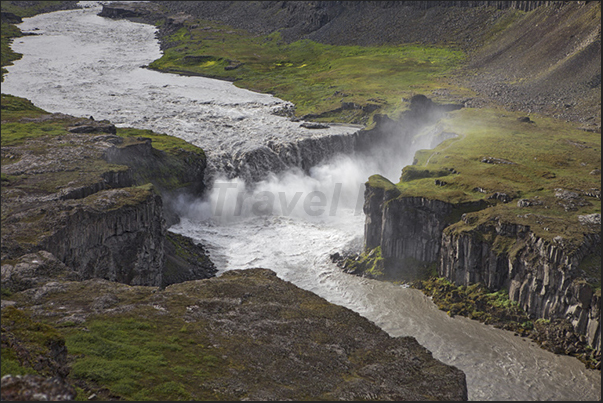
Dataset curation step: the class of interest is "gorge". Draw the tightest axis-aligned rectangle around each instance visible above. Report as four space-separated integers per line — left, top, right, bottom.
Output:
1 1 600 401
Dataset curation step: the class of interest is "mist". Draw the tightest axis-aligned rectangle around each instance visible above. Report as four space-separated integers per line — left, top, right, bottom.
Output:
172 114 444 225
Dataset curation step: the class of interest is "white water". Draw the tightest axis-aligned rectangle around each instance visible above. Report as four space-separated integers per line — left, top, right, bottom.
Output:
2 4 600 400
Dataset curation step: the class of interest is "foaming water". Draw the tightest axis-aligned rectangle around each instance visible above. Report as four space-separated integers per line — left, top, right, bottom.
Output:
2 4 600 400
1 3 360 176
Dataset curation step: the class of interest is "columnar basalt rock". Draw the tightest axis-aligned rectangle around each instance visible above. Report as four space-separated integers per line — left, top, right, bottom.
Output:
41 188 166 286
380 197 454 263
439 228 601 353
363 182 485 270
364 181 601 353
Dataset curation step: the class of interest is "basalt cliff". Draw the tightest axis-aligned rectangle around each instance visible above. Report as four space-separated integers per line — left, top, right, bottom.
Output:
362 180 601 357
1 0 600 400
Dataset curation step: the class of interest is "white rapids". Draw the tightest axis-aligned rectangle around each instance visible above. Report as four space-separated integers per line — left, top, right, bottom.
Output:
1 3 600 401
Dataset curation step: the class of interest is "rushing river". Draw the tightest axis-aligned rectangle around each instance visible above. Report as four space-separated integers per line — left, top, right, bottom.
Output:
2 3 600 400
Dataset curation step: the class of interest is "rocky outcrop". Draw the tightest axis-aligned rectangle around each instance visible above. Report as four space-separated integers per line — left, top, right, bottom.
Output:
41 187 165 287
1 112 213 290
104 136 207 199
363 180 601 353
0 375 76 401
439 224 601 353
2 269 469 401
1 251 80 293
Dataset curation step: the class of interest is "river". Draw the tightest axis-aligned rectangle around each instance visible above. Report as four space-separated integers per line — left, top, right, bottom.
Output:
1 3 600 400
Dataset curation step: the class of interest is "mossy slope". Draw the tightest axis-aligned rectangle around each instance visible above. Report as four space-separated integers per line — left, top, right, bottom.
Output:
3 269 468 401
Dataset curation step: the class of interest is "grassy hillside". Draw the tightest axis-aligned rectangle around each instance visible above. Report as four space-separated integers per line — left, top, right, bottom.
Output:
147 19 470 125
376 107 601 243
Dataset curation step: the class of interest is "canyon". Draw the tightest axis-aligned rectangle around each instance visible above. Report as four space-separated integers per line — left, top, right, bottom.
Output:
1 0 600 401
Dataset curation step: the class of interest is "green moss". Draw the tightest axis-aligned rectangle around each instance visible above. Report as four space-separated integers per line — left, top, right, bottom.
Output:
1 121 67 146
417 277 531 326
116 127 205 158
367 174 397 191
147 20 468 124
0 93 49 122
400 166 453 182
395 108 600 243
58 312 229 401
342 246 385 279
1 21 23 81
1 306 66 377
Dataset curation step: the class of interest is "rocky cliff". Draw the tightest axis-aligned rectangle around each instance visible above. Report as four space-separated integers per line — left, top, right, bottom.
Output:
439 219 601 353
363 176 601 354
1 108 215 290
41 186 165 286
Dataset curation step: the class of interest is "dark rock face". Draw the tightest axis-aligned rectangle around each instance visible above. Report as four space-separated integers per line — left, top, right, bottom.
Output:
162 231 217 287
41 189 166 286
364 187 486 275
439 226 601 353
0 375 76 401
363 177 602 354
67 120 116 134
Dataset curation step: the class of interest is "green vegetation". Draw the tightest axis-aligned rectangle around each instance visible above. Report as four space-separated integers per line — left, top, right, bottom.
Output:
367 174 399 193
1 121 72 146
342 247 437 282
400 165 454 182
1 297 229 401
1 21 22 80
63 315 223 401
1 306 66 378
386 108 600 244
343 246 386 278
116 127 205 158
0 93 47 121
148 21 469 125
418 277 531 325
